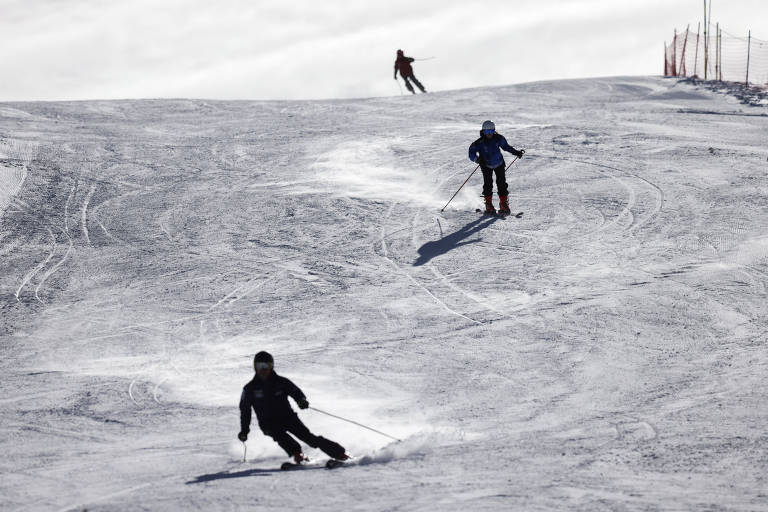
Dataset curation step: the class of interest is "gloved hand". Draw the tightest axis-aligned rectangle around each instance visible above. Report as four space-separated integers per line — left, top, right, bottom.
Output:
393 75 397 80
238 431 248 442
297 398 309 410
513 149 525 158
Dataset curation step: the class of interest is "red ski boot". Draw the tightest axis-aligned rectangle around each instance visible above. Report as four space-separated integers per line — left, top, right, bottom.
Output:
483 195 496 215
498 195 511 215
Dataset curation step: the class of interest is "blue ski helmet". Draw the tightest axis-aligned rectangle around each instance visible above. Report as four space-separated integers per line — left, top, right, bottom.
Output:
482 120 495 132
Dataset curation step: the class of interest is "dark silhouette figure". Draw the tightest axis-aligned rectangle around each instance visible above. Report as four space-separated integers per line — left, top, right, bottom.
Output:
414 216 496 266
239 351 349 465
394 49 427 94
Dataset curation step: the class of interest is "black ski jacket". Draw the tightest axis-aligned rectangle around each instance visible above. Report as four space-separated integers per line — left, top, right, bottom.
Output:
239 372 306 434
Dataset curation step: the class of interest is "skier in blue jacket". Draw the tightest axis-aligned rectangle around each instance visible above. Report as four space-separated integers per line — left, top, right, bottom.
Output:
468 120 524 214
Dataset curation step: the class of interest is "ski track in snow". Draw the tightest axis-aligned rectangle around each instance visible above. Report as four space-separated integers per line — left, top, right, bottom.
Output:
2 77 768 511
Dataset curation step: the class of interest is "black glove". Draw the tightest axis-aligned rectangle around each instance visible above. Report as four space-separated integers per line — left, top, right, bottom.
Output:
297 398 309 410
238 431 248 442
514 149 525 158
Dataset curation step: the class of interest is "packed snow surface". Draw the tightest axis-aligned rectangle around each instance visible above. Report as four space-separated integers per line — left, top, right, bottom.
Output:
1 77 767 511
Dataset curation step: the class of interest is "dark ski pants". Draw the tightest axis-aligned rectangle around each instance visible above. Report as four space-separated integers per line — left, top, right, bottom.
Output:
261 414 346 459
481 162 508 197
403 74 426 93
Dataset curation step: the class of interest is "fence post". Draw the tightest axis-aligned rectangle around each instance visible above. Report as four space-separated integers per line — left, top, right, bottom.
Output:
745 30 751 85
718 26 723 81
672 29 678 76
715 23 720 81
703 0 708 80
679 25 690 76
693 22 701 77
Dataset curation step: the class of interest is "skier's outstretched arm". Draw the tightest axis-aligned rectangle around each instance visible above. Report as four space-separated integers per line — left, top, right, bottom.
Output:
499 136 524 158
285 378 310 409
394 62 399 79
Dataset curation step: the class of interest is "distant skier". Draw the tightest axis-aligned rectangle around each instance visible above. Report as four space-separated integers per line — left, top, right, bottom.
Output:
238 351 349 464
394 49 427 94
468 120 524 215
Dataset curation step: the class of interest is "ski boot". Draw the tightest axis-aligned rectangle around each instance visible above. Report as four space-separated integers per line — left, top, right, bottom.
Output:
498 195 511 215
483 195 496 215
293 452 308 464
326 453 351 469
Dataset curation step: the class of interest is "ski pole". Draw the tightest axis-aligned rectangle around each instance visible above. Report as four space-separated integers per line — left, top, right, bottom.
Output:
309 406 402 442
395 79 403 96
440 164 480 212
504 154 522 172
242 441 247 462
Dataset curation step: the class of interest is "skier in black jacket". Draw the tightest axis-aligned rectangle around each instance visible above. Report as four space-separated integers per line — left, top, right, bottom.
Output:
238 351 349 464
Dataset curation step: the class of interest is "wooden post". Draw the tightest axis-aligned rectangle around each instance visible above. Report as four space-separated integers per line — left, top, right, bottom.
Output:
673 29 678 76
715 23 719 81
718 26 723 81
746 30 751 85
703 0 708 80
680 25 690 76
708 0 713 77
693 22 701 77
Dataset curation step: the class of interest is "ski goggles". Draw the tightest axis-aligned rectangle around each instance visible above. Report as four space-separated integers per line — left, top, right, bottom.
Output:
254 362 273 370
482 129 495 135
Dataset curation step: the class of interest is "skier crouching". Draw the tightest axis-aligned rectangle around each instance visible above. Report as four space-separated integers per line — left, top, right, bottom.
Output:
468 120 524 215
238 351 349 464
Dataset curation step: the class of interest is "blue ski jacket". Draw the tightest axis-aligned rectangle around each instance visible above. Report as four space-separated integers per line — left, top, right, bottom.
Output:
468 132 520 169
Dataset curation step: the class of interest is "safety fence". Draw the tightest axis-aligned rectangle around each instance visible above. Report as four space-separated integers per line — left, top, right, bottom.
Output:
664 26 768 87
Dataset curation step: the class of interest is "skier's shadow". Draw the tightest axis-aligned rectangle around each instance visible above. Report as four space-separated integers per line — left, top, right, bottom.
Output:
186 467 276 484
413 216 497 266
186 464 327 484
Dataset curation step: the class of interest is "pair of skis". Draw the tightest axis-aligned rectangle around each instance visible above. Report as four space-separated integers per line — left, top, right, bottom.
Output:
475 209 524 219
281 458 348 471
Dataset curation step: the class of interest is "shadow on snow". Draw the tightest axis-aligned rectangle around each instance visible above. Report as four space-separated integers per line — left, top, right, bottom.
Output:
413 216 497 266
186 467 277 484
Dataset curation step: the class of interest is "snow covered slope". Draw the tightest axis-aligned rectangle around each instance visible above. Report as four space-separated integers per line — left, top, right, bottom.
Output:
1 77 767 511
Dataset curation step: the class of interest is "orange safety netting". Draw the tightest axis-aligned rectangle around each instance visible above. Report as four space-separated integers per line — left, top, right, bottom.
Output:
664 28 768 87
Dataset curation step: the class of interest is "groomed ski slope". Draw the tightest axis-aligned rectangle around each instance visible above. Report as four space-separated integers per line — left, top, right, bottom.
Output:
1 77 767 511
